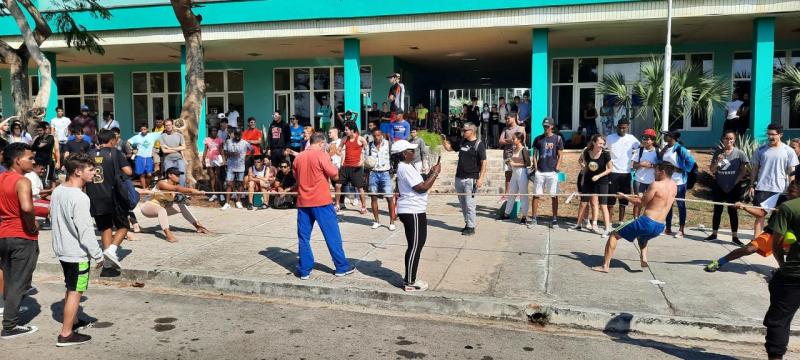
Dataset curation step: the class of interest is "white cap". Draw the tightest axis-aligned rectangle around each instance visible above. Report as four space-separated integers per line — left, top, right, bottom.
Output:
217 113 227 119
390 140 418 154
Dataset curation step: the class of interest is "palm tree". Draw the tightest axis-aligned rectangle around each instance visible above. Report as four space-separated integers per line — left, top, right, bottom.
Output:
774 64 800 112
598 56 730 138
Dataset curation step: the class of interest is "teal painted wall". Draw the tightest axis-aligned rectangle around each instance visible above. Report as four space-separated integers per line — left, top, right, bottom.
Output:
751 17 776 144
10 0 640 35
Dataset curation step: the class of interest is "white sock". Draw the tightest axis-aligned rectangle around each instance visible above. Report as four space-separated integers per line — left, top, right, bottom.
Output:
108 244 118 254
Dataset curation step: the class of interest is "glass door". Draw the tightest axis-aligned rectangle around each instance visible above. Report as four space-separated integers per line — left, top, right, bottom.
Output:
275 93 290 124
151 95 165 122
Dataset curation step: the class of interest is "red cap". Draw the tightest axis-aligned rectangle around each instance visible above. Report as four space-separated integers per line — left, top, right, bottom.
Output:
643 129 657 138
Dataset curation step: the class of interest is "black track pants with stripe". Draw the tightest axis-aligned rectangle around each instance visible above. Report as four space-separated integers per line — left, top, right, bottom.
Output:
399 213 427 284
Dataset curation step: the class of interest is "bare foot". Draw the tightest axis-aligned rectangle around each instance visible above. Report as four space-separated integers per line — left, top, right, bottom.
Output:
591 266 609 273
165 232 178 243
640 260 649 268
195 225 210 234
126 233 136 241
132 223 141 233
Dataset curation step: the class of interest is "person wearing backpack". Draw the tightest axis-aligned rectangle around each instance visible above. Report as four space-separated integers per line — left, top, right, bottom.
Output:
85 130 132 270
659 130 696 238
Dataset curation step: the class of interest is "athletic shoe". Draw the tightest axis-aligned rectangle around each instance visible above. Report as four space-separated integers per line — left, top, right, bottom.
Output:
732 237 744 246
404 280 429 292
371 222 381 230
704 234 717 241
260 205 269 210
220 195 226 202
388 224 397 231
567 225 580 232
673 232 684 239
601 230 610 238
221 203 231 210
519 217 528 226
462 227 475 236
704 260 720 273
103 249 121 270
497 213 510 221
25 285 37 296
529 218 538 227
334 268 355 277
56 332 92 347
40 219 52 230
299 274 310 280
1 325 38 339
72 319 94 332
551 218 559 228
247 205 254 211
235 201 243 209
208 195 218 202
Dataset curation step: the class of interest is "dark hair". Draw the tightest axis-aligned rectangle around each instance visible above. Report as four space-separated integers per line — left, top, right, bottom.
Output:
617 119 630 126
111 127 121 135
70 125 83 135
512 132 525 142
65 152 94 177
721 129 737 139
768 123 783 134
248 117 256 123
343 121 357 132
36 121 48 130
56 106 63 111
309 132 326 145
253 154 265 161
165 167 182 177
371 128 383 135
209 126 219 132
411 126 419 132
220 118 228 124
657 162 675 176
97 129 116 145
10 122 22 130
279 160 291 167
155 116 164 121
2 143 31 168
368 120 379 129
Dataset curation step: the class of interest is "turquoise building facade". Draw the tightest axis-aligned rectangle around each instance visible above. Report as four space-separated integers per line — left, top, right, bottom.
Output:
0 0 797 147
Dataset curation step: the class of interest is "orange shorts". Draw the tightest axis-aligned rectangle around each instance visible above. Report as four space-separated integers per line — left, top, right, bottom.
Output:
750 232 790 257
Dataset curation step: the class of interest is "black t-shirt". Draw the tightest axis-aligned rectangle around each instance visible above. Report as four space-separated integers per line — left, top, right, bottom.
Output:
533 134 564 172
65 139 92 155
455 138 487 179
489 112 501 126
276 171 296 189
268 121 291 149
86 147 128 216
32 134 55 164
582 149 611 183
466 105 480 123
769 198 800 278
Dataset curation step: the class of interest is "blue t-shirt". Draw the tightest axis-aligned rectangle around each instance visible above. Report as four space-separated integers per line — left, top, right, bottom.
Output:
290 125 303 149
380 121 394 141
67 135 91 143
518 102 531 122
128 132 161 158
392 120 410 141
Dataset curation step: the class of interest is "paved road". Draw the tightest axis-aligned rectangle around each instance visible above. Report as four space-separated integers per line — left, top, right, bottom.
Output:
5 277 762 360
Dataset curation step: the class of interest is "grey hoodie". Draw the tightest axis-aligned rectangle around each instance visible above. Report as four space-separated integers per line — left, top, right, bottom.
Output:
50 186 103 263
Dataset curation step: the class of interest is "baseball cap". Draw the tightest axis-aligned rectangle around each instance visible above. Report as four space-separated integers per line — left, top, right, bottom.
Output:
80 105 89 111
390 140 418 154
542 117 555 127
217 113 227 119
661 130 681 139
386 72 401 79
165 167 184 176
642 129 657 138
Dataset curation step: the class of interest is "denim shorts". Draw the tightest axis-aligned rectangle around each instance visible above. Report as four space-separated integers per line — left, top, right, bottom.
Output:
369 171 393 196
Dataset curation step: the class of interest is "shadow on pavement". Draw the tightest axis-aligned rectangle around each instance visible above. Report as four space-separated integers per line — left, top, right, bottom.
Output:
354 259 404 288
49 299 98 325
559 251 644 273
663 259 774 278
259 247 402 287
19 295 42 327
604 313 738 360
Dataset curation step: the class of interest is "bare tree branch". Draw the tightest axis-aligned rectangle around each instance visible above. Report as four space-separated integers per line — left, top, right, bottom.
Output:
18 0 53 45
4 0 51 120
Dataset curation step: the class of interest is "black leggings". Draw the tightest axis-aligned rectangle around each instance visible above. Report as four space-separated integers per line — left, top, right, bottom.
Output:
711 182 743 233
398 213 427 284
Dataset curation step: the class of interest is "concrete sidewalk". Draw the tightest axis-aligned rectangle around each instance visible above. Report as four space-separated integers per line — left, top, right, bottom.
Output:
32 197 799 344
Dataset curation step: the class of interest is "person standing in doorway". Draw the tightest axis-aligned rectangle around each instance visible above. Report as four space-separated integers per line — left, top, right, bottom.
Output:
581 101 599 137
480 104 491 144
497 97 510 124
489 104 501 149
498 112 525 199
86 130 130 271
749 124 798 237
518 93 532 131
387 73 406 116
268 111 291 167
706 130 748 244
50 152 103 346
431 105 445 135
289 116 304 154
723 92 743 133
71 105 96 142
0 143 39 339
415 102 429 130
393 139 441 292
466 97 480 125
159 119 186 186
293 132 354 279
441 122 487 236
531 117 564 227
605 119 640 225
227 105 240 130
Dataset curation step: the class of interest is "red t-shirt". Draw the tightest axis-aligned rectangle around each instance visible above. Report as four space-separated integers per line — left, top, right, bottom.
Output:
0 172 38 241
242 129 263 156
293 148 338 208
342 137 363 168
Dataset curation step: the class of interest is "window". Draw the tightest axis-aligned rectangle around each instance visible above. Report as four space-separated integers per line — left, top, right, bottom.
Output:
773 50 800 129
446 88 530 116
30 73 114 121
131 71 181 130
205 70 245 127
274 66 372 129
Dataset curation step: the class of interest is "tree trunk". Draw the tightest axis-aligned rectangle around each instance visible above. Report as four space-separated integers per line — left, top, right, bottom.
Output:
171 0 206 186
4 0 51 125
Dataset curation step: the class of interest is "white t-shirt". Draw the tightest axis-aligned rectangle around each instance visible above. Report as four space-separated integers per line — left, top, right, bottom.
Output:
51 116 71 143
726 100 743 120
327 138 342 168
397 162 427 214
632 147 658 184
753 143 799 193
100 119 120 130
661 147 685 185
605 133 640 173
25 171 43 200
228 110 240 128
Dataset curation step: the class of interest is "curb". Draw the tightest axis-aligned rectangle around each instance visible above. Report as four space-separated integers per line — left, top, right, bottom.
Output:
34 262 796 343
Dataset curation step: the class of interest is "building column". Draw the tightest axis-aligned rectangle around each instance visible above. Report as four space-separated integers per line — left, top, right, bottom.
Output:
182 45 206 152
344 38 361 129
42 51 58 122
530 28 549 142
750 17 775 143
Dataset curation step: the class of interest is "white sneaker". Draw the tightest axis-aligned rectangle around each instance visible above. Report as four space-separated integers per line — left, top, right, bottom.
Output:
601 230 610 238
235 201 243 209
103 249 121 269
371 222 381 230
208 195 217 202
221 203 231 210
220 195 226 202
388 224 397 231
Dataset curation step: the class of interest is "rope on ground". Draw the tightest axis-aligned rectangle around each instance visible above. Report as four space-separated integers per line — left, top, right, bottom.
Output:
148 190 776 212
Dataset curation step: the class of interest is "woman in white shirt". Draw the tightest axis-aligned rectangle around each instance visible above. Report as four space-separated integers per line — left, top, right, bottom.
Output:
393 140 441 292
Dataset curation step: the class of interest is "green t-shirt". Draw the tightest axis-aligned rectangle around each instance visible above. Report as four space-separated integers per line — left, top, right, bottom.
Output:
769 197 800 277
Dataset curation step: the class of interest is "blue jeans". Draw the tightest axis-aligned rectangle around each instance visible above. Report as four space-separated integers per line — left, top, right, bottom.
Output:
296 204 350 277
666 183 687 231
162 157 186 186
